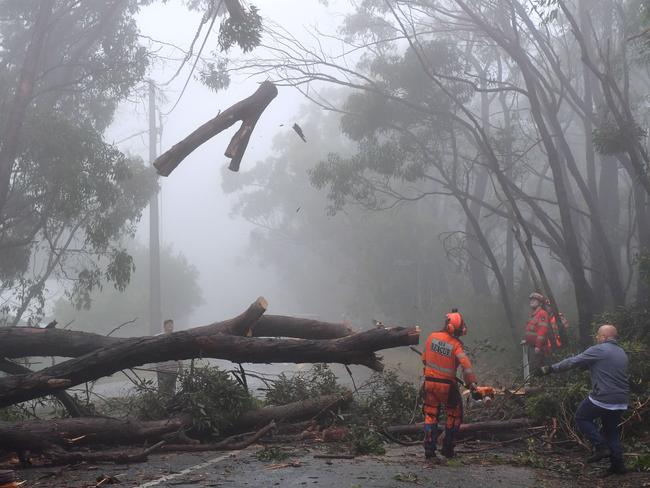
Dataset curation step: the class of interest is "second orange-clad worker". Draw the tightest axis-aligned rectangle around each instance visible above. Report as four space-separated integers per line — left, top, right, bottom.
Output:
524 292 551 370
421 309 478 460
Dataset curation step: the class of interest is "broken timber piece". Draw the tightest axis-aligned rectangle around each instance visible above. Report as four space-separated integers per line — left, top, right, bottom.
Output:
235 392 352 431
153 81 278 175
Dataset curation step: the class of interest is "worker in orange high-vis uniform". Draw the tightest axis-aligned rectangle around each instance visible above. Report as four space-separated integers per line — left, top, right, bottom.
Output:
421 309 478 460
524 292 550 370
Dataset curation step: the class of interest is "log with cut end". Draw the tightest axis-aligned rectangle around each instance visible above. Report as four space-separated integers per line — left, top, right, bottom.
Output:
0 416 189 463
0 393 347 455
0 313 354 360
153 81 278 175
0 324 419 407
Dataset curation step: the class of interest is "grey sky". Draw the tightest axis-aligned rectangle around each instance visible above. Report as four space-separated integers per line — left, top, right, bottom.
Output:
106 1 348 326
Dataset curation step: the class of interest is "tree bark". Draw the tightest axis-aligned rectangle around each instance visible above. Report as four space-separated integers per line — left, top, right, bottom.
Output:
0 299 419 407
0 416 188 455
0 313 356 359
0 358 86 418
235 392 352 431
153 81 278 175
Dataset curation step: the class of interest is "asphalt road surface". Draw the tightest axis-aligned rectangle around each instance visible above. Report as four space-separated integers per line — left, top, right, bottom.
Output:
16 444 650 487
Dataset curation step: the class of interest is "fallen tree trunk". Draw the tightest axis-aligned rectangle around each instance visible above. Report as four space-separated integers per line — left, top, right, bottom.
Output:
0 392 349 455
0 358 85 418
235 392 352 431
384 418 533 437
0 416 189 453
0 314 355 359
153 81 278 175
0 324 419 407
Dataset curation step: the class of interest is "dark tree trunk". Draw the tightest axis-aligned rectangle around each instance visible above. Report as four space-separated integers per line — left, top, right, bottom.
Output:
0 312 356 359
0 358 86 418
635 182 650 306
0 298 419 407
0 326 418 408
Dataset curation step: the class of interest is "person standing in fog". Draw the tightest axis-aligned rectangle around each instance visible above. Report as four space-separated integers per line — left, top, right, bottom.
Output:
157 319 182 398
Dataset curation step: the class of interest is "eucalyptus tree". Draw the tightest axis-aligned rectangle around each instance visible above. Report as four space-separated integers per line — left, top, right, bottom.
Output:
235 0 650 345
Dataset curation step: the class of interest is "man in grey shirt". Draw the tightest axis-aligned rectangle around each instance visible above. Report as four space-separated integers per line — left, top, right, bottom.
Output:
540 324 628 475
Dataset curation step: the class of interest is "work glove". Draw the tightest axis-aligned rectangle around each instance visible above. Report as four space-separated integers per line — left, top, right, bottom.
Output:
537 365 552 376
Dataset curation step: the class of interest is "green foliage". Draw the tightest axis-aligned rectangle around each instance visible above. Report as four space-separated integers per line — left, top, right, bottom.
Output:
514 438 546 468
199 59 231 92
255 446 291 462
393 472 418 483
0 0 155 326
629 453 650 471
51 244 204 335
346 424 386 456
218 5 262 53
352 370 421 427
172 365 255 437
130 378 170 421
524 380 587 424
264 364 345 406
592 120 647 155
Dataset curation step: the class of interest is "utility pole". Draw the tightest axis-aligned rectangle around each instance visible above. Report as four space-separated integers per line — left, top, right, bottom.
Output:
148 80 162 335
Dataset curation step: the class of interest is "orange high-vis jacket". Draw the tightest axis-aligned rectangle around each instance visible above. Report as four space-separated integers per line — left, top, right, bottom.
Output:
422 331 477 385
525 307 550 350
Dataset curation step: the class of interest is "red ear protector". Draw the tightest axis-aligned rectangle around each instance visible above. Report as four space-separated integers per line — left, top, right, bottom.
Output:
445 309 467 337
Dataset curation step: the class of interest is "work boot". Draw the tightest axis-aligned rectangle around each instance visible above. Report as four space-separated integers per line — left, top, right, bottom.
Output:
423 424 440 460
587 446 611 463
441 427 457 458
440 444 455 458
603 457 627 476
600 465 627 477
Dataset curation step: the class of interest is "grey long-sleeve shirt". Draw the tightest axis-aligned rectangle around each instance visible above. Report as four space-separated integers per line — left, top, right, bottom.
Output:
551 339 629 406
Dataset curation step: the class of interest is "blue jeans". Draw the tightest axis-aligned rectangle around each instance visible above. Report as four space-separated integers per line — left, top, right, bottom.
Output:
575 397 623 462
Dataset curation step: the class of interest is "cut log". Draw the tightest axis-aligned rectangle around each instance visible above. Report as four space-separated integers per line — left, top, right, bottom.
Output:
0 323 419 407
252 316 354 340
0 394 347 455
235 392 352 431
153 81 278 175
384 418 533 437
0 416 189 453
0 315 354 360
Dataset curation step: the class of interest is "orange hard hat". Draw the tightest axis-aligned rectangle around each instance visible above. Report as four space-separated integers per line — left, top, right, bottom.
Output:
445 309 467 337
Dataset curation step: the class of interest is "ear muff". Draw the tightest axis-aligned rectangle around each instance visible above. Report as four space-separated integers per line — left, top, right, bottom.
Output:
445 312 464 336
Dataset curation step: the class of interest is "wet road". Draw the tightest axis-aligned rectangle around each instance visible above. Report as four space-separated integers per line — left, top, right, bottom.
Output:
18 444 548 488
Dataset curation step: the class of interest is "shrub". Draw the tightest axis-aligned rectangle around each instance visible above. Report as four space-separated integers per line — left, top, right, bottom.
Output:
264 363 345 405
353 369 421 426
